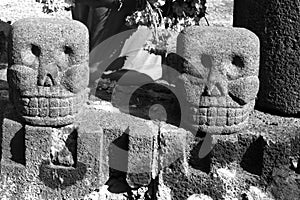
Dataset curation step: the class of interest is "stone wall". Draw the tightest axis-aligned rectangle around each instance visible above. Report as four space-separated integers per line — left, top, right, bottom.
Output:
0 15 299 200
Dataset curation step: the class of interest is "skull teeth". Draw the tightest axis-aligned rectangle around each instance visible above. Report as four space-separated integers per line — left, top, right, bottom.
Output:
192 96 244 108
188 107 248 126
21 86 75 98
16 95 84 118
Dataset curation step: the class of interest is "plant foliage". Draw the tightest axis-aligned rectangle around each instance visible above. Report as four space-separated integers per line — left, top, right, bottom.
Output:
38 0 207 31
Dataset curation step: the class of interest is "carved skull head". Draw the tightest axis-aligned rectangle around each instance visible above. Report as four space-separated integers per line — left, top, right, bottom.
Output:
176 26 260 134
7 18 89 126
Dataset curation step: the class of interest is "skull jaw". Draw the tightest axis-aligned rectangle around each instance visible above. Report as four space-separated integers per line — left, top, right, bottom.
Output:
182 117 249 135
11 88 89 127
194 118 249 135
182 100 255 135
22 115 76 127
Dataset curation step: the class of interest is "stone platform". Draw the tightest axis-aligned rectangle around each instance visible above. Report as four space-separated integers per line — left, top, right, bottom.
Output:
0 92 299 199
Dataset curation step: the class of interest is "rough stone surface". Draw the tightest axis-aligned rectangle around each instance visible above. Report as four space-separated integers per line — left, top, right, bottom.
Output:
78 102 164 193
2 96 299 199
7 18 89 126
1 104 24 165
175 26 260 134
163 159 226 200
126 122 194 188
126 121 159 188
0 16 299 198
159 122 194 172
50 125 77 167
162 110 300 200
96 79 182 127
234 0 300 116
1 94 171 199
0 105 102 199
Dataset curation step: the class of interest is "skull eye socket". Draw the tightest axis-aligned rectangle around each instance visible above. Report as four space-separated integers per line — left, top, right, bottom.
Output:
226 55 245 80
64 46 73 55
232 55 244 69
201 54 213 69
31 44 41 57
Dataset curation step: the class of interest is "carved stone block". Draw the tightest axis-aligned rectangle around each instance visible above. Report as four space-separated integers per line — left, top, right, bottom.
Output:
1 104 24 164
159 122 194 172
0 104 103 199
7 18 89 126
126 121 159 188
176 26 260 134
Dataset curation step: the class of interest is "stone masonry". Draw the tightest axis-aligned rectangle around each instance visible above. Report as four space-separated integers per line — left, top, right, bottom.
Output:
0 17 299 200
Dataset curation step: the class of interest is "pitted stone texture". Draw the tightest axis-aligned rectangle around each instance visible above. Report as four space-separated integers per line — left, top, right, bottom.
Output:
77 107 125 187
234 0 300 115
126 121 159 188
126 122 194 188
0 163 27 199
163 160 226 200
7 18 89 126
50 125 77 167
176 26 260 134
1 101 162 198
1 104 25 165
162 110 300 199
0 104 103 199
78 103 161 190
159 122 194 171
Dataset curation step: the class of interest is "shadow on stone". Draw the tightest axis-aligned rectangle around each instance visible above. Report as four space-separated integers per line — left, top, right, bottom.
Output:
39 160 87 189
0 103 24 165
255 104 300 118
50 128 78 168
129 83 181 127
66 130 77 167
106 129 130 193
10 127 25 165
189 138 212 174
109 130 129 173
241 136 266 175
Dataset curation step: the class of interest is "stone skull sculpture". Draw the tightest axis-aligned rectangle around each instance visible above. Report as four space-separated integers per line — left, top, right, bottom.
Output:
7 18 89 126
176 26 260 134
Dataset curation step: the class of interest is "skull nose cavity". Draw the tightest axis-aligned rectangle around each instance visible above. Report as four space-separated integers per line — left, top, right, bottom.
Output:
38 73 56 87
201 54 213 69
44 74 55 87
203 82 225 97
38 64 58 87
203 85 221 96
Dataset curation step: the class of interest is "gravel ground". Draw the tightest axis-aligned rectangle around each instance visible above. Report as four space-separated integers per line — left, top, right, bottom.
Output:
0 0 72 23
205 0 233 26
